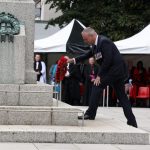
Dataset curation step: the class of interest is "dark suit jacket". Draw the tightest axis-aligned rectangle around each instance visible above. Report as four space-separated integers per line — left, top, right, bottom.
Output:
68 63 81 81
75 35 128 80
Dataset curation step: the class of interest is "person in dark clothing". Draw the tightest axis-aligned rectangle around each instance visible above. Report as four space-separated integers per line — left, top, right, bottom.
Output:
79 60 86 84
83 57 98 106
62 63 81 105
132 61 147 86
78 61 86 105
67 27 137 128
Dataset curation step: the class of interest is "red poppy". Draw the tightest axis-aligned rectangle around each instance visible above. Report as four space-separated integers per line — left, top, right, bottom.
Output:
55 56 68 83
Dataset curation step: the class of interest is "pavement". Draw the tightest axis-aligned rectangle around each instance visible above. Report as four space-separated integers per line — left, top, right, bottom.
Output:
0 107 149 150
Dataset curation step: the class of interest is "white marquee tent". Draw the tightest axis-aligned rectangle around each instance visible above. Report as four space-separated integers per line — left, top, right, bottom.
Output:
35 21 150 54
115 24 150 54
34 19 88 53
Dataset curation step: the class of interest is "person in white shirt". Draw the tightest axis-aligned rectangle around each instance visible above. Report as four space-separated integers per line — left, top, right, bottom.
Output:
34 54 46 83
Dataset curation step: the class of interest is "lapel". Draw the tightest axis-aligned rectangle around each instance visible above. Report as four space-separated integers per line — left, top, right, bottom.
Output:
94 36 104 60
95 36 102 53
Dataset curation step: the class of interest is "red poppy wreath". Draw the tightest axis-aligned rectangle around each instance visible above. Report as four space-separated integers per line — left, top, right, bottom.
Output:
55 56 68 83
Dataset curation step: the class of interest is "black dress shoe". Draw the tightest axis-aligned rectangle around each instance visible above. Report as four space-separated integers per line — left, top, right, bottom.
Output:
78 115 95 120
127 121 138 128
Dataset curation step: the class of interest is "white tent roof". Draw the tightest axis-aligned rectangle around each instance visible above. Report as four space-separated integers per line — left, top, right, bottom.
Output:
35 20 150 54
34 19 85 53
115 24 150 54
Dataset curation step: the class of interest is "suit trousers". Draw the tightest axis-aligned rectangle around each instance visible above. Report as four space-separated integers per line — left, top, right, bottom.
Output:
85 75 137 127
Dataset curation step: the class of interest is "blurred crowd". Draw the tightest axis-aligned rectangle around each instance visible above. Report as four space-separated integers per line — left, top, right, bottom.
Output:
33 53 150 107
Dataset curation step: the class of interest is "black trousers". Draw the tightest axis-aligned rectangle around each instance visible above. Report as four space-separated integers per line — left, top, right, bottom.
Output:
62 78 80 105
85 75 137 127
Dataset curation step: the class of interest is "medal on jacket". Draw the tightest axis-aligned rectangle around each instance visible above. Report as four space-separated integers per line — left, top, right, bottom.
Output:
95 52 102 60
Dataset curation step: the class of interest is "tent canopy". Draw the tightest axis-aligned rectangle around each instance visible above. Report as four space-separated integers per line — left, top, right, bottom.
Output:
34 19 89 53
115 24 150 54
35 20 150 54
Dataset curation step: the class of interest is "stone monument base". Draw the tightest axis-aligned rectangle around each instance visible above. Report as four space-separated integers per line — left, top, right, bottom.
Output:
0 84 53 106
0 83 82 126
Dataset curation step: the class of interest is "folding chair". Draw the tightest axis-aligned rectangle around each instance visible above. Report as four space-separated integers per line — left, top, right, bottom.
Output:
136 87 149 107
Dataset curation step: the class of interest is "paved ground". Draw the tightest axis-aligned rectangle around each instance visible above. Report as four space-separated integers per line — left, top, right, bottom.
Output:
80 107 150 133
0 107 149 149
0 143 149 150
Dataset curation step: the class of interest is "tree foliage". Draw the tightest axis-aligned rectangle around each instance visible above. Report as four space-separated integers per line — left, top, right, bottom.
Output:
45 0 150 41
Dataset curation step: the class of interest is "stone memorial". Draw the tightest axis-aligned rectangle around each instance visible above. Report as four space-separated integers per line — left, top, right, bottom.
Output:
0 0 147 145
0 0 36 84
0 0 53 105
0 0 80 127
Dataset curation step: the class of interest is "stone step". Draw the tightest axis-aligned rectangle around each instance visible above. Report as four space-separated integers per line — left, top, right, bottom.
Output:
0 125 148 144
0 84 53 106
0 106 82 126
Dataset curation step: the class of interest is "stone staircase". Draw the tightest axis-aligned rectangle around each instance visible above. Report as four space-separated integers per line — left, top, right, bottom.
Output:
0 83 149 144
0 84 83 126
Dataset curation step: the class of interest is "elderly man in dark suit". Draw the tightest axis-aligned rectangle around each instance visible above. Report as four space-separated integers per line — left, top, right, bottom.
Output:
67 27 137 128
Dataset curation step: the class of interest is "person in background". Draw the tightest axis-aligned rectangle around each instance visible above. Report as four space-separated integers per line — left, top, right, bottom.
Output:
133 61 149 107
83 57 98 106
79 60 86 84
147 67 150 84
132 61 147 86
49 61 58 85
78 60 86 105
62 57 81 105
34 54 46 83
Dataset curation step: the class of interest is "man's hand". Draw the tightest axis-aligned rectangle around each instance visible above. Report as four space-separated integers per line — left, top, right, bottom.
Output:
94 76 101 86
67 58 75 64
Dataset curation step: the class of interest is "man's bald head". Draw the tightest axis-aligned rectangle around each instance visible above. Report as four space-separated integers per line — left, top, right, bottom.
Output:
81 27 97 45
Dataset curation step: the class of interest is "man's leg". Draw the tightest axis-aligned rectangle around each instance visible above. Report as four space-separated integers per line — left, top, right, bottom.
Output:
85 84 104 119
84 75 112 119
113 79 138 127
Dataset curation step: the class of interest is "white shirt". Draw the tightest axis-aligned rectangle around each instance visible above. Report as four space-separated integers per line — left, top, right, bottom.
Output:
95 35 98 46
36 61 46 83
36 62 39 70
65 63 70 77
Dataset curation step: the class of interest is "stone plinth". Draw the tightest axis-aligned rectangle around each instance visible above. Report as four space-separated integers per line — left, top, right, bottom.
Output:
0 26 25 84
0 106 80 126
0 0 36 84
0 84 53 106
52 108 78 126
0 125 148 144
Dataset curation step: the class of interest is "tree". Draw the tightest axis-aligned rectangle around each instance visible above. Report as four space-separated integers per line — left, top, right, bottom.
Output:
45 0 150 41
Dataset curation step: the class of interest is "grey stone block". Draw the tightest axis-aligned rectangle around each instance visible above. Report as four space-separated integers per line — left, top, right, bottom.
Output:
20 84 53 92
0 125 148 144
0 131 55 143
6 92 19 106
0 26 25 84
0 0 36 84
19 92 52 106
0 110 7 124
52 108 78 126
0 84 19 105
0 84 53 106
56 132 149 144
7 110 51 125
19 84 53 106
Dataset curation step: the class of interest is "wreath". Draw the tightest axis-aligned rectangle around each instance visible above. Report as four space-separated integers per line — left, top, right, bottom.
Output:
55 56 68 83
